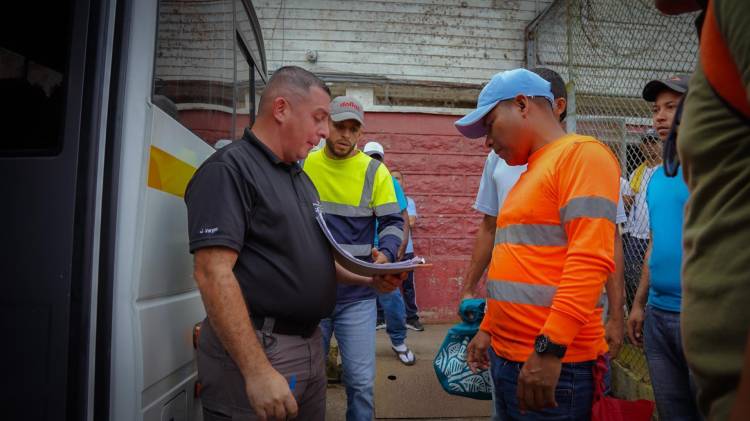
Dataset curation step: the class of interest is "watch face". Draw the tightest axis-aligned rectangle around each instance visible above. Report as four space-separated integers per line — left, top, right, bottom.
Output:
535 335 548 353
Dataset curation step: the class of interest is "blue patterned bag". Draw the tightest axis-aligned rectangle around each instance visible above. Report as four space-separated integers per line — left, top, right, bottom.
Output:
433 298 493 400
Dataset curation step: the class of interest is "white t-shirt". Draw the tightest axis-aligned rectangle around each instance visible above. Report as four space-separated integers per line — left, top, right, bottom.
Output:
474 151 627 224
473 151 526 216
623 165 658 239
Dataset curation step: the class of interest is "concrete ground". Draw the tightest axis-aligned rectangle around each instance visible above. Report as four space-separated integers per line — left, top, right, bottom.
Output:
325 324 492 420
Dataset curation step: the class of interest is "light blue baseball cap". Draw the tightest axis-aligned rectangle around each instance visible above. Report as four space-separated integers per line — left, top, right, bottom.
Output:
455 69 555 139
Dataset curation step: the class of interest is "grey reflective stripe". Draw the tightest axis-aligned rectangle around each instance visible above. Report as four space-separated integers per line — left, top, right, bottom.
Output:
379 226 404 239
487 279 557 306
340 243 373 257
359 159 382 207
374 202 402 216
560 196 617 224
487 279 605 308
494 224 567 247
320 201 373 218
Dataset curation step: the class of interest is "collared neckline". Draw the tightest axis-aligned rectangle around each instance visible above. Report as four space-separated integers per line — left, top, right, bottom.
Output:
243 128 302 174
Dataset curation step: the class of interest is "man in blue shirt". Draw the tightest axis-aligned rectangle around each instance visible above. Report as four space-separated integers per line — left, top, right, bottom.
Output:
365 141 416 366
626 77 701 420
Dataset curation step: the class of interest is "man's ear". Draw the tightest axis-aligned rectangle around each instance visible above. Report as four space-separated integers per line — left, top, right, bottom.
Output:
515 94 529 116
271 96 290 123
555 98 567 115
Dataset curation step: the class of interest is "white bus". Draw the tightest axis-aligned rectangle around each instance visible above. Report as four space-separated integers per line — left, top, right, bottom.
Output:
1 0 267 420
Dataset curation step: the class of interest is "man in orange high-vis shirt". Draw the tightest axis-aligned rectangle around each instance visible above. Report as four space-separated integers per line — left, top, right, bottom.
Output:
458 69 619 419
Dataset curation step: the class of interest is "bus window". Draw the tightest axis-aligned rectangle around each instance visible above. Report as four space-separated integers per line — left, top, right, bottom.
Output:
253 65 266 123
236 0 265 76
235 41 252 137
153 0 235 147
0 3 70 155
234 39 264 137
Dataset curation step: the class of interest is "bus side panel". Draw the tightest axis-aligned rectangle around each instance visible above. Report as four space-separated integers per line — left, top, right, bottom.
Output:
137 104 213 421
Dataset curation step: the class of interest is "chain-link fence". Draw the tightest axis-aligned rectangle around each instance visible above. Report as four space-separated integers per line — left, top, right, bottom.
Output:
526 0 698 382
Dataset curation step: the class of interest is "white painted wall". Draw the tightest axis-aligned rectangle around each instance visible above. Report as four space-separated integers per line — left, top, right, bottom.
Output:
255 0 553 84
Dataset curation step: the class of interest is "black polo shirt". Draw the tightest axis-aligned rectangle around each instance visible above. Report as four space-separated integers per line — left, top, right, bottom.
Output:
185 128 336 323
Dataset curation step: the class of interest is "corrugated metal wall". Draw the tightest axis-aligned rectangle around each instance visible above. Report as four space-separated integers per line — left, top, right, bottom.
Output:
256 0 551 84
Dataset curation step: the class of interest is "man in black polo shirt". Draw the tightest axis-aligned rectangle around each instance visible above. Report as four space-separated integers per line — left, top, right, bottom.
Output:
185 66 403 421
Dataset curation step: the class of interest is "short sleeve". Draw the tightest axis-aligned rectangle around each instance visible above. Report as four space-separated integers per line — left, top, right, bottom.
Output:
393 178 408 211
185 162 249 253
474 152 500 216
616 189 627 225
407 197 417 217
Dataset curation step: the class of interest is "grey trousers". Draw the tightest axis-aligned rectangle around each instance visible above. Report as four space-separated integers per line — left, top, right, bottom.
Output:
197 318 327 421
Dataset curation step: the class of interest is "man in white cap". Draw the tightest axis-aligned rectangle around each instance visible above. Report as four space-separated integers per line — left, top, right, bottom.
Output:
303 96 406 420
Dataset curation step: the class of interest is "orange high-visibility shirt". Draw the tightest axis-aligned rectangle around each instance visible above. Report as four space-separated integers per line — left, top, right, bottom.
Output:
480 133 619 363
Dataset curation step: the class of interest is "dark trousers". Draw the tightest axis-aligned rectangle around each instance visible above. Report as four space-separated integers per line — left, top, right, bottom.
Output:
623 234 649 311
401 252 419 321
644 306 703 421
377 252 420 322
197 318 327 421
489 348 595 420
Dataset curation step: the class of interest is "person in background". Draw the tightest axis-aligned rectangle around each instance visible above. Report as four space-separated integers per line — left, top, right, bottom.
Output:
391 169 423 332
621 128 665 310
302 96 407 420
627 74 700 420
364 141 418 365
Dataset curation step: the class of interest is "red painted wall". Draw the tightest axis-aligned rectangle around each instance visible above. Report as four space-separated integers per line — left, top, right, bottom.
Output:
363 112 489 323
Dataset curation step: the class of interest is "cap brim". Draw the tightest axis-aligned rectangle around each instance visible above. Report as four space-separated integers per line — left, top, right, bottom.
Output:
331 112 364 125
454 101 499 139
642 80 687 101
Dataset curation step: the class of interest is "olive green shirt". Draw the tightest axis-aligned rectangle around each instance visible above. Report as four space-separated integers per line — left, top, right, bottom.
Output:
678 0 750 419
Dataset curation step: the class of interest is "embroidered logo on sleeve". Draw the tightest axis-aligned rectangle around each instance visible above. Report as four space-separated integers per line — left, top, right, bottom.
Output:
199 227 219 235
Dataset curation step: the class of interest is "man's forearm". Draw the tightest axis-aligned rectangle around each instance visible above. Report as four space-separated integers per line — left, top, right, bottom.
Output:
633 242 652 308
376 212 403 263
335 261 373 286
606 233 625 318
196 265 270 379
398 209 410 259
462 214 496 294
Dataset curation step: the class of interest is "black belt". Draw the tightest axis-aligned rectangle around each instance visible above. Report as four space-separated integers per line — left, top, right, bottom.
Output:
251 316 318 338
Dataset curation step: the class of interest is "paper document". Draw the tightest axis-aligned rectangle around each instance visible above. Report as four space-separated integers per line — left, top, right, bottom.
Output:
313 203 430 276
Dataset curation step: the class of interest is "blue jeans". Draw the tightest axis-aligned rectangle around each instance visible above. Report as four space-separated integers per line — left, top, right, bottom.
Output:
377 289 407 346
320 299 376 421
489 348 595 420
643 305 702 421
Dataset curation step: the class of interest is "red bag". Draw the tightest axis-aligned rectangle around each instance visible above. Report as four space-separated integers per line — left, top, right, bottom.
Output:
591 355 655 421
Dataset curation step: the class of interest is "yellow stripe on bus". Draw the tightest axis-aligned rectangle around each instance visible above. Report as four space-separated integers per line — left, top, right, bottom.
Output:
148 145 198 198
